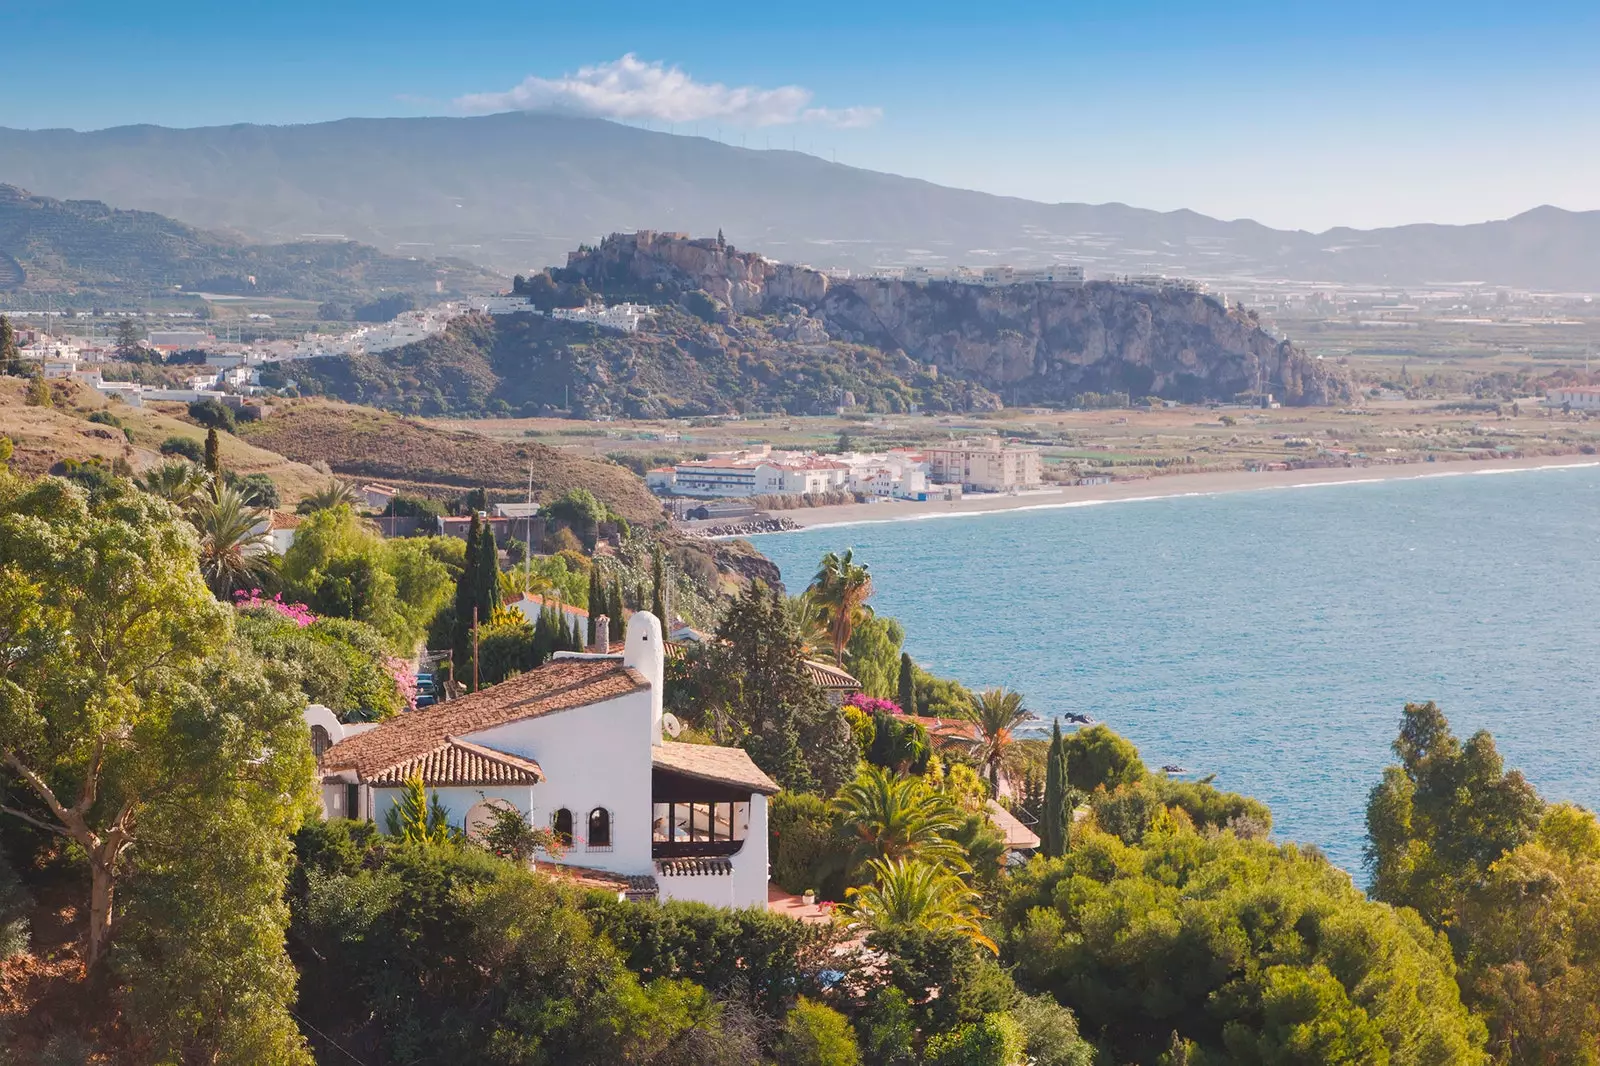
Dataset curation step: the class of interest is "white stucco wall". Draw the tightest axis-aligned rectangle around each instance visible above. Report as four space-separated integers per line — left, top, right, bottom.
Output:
731 793 769 908
370 784 535 835
658 871 736 907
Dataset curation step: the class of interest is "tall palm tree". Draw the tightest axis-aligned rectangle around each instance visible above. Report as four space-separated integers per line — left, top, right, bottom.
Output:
841 857 996 954
296 479 363 515
785 594 833 661
833 764 968 874
809 548 874 662
968 687 1036 795
138 460 211 511
192 482 272 598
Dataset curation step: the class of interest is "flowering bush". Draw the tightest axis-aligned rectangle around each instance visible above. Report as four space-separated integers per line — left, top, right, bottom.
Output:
233 589 316 628
845 694 905 717
386 656 419 712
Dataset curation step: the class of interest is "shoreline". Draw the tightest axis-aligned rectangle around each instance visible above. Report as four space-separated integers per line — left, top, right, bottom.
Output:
724 453 1600 535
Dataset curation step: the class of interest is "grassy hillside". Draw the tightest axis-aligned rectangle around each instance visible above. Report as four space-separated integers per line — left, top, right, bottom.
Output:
237 401 667 527
292 307 1001 419
0 377 328 499
0 184 502 301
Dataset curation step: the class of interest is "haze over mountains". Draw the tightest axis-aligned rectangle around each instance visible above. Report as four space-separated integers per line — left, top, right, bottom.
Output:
2 111 1597 291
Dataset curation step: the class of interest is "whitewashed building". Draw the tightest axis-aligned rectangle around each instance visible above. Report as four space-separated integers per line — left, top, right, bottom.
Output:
312 613 777 908
1545 386 1600 411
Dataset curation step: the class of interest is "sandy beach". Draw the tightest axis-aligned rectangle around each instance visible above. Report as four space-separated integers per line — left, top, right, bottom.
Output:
740 453 1600 533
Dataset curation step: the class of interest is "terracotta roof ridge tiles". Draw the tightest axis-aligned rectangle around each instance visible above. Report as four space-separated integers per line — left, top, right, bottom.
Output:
652 742 780 795
320 658 649 780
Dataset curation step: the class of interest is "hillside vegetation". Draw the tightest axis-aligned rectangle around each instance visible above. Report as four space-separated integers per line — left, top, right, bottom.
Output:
294 307 999 419
0 184 502 301
237 401 666 526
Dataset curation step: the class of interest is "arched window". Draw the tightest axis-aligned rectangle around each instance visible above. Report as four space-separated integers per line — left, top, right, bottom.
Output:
587 807 612 850
310 724 332 757
551 807 573 846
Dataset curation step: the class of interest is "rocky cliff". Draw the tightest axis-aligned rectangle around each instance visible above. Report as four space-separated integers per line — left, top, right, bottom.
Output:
566 231 1354 406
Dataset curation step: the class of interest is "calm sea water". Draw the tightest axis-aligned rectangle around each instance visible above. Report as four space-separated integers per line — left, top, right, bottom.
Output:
755 464 1600 873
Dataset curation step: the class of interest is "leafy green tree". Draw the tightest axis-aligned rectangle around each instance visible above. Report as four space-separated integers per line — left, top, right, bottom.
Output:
1366 701 1543 928
810 549 874 662
834 764 967 873
967 688 1033 794
0 315 19 375
0 473 313 989
235 608 404 720
922 1012 1025 1066
999 822 1487 1066
844 614 904 699
769 790 850 898
230 470 282 508
281 504 411 647
24 370 51 407
898 653 917 718
190 397 236 432
160 434 205 462
867 710 931 775
776 998 861 1066
1061 723 1145 793
1040 721 1069 858
191 481 272 598
1010 995 1096 1066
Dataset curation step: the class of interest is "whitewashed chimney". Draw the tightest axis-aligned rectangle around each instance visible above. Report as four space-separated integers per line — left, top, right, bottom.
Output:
595 614 610 654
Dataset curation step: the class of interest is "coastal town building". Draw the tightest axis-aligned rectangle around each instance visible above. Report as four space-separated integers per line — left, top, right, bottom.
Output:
311 613 778 908
1545 386 1600 411
655 445 935 500
923 438 1043 492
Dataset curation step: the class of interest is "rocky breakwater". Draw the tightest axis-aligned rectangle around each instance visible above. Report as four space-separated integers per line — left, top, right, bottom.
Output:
681 516 803 538
567 231 1354 406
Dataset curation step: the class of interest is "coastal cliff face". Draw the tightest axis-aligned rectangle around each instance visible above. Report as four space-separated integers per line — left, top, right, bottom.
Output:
567 231 1355 406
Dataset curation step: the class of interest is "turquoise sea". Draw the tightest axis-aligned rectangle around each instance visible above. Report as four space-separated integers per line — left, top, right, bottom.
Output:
755 463 1600 874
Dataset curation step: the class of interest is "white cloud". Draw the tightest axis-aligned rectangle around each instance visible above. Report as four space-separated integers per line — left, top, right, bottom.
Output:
454 54 881 129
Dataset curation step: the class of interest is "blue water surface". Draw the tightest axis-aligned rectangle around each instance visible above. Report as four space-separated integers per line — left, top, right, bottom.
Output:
754 464 1600 873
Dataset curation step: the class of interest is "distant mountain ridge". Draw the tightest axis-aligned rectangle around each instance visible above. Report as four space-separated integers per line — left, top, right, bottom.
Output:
1 113 1597 290
0 183 503 301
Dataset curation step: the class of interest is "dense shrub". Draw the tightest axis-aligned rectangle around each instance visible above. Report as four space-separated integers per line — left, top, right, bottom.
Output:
188 397 236 431
160 435 205 462
774 998 860 1066
769 791 849 898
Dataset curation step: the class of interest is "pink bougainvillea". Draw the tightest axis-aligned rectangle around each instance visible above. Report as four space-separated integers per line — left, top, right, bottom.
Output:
386 657 419 712
232 589 317 628
845 694 905 717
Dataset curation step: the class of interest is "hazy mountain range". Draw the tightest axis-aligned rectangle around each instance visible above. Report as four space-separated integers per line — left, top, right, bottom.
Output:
2 112 1597 291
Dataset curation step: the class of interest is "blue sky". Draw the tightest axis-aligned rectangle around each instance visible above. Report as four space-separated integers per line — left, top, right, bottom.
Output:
4 0 1597 230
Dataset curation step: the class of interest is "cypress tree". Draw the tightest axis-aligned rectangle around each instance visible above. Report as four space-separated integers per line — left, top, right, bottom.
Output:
897 652 916 715
651 545 668 625
1042 720 1070 858
0 315 18 375
570 613 585 651
609 576 626 641
476 521 502 625
451 513 482 674
203 427 221 478
586 567 602 646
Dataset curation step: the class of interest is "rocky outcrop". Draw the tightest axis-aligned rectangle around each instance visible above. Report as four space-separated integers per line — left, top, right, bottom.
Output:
566 232 1355 406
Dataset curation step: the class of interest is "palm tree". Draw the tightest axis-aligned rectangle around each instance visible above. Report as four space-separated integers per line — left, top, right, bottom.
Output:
138 460 211 511
841 857 996 954
785 594 833 661
192 482 272 598
968 687 1035 795
809 548 874 662
833 764 968 873
296 479 363 515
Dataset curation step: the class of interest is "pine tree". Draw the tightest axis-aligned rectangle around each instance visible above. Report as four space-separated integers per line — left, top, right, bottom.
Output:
1042 720 1070 858
897 652 916 715
609 575 626 641
586 566 601 646
651 545 669 625
203 427 221 478
451 513 483 676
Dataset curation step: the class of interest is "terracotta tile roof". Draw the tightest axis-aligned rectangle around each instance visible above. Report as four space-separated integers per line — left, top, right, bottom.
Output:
804 659 862 690
652 742 780 795
540 862 659 900
367 737 545 786
986 800 1041 851
267 510 302 530
320 659 649 780
903 714 980 742
657 856 734 876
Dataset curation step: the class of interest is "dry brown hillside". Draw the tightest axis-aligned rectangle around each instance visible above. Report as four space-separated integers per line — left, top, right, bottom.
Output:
0 377 327 499
238 400 667 527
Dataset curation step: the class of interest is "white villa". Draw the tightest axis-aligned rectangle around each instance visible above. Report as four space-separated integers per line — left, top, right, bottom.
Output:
310 613 778 908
